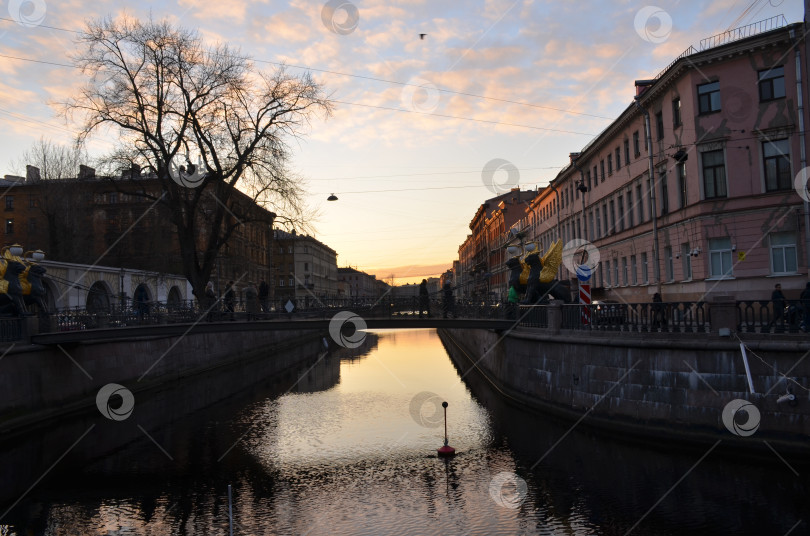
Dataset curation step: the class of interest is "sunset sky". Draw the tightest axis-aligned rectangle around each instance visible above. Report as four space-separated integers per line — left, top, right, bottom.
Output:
0 0 804 284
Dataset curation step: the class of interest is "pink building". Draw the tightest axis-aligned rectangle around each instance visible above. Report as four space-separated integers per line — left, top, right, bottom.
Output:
524 18 809 303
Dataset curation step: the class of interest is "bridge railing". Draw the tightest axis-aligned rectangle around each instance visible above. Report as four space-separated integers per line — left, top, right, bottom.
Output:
737 299 808 334
42 296 509 332
557 302 711 333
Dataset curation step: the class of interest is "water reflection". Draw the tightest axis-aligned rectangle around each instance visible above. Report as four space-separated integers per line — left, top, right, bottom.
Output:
0 329 807 535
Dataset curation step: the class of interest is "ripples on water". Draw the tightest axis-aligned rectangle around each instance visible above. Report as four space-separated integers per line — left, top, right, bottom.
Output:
0 328 807 535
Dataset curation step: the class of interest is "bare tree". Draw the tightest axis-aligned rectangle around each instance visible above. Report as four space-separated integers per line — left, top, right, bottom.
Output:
64 16 331 300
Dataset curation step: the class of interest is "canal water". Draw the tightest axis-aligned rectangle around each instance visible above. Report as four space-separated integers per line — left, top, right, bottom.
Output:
1 328 808 535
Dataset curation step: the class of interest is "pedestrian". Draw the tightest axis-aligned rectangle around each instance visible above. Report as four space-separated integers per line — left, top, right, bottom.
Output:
245 281 259 317
442 281 454 319
419 279 430 318
652 292 664 330
203 281 217 321
258 279 269 313
507 285 519 320
224 280 235 318
800 282 810 332
768 283 786 331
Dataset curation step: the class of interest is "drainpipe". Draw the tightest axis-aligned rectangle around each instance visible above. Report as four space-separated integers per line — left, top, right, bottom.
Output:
571 153 588 243
794 27 810 274
633 93 662 296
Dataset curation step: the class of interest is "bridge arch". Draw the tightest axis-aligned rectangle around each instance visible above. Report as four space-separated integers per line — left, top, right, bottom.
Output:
167 286 183 310
86 280 114 314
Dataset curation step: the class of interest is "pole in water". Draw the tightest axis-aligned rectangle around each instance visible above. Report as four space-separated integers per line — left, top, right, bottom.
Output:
228 484 234 536
437 401 456 456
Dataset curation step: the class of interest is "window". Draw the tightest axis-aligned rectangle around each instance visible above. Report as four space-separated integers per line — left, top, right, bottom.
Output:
656 111 664 140
109 192 117 204
28 218 36 233
622 257 628 286
702 149 727 199
607 154 613 175
5 219 12 235
589 211 595 240
637 184 644 223
613 259 619 286
605 260 612 286
289 277 294 287
609 200 616 233
279 279 284 287
593 166 598 187
600 160 605 182
616 148 621 170
672 97 682 127
4 196 12 210
631 255 638 285
602 203 608 236
709 238 733 278
677 162 687 208
586 170 592 190
595 207 601 238
633 131 640 156
659 169 669 215
681 243 692 280
698 81 721 114
763 139 791 192
624 139 630 164
770 232 798 274
641 252 649 283
279 247 284 254
304 262 309 271
627 190 634 228
288 246 293 254
664 247 674 282
759 66 785 101
618 195 625 231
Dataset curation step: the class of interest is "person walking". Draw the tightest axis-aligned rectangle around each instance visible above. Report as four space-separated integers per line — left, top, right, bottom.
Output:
203 281 217 321
258 280 269 313
800 282 810 332
768 283 786 331
442 281 454 319
418 279 430 318
224 280 235 319
652 292 664 330
245 282 259 318
507 285 519 320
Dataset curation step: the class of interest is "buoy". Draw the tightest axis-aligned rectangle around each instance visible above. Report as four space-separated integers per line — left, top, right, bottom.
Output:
437 401 456 456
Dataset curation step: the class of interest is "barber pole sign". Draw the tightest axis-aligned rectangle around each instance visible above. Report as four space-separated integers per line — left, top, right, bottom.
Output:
579 283 591 324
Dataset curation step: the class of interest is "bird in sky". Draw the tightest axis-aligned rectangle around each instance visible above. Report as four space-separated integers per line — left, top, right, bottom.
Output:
419 33 427 40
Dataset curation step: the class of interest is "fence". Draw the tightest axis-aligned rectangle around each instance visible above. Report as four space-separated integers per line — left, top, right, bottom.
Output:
737 300 808 334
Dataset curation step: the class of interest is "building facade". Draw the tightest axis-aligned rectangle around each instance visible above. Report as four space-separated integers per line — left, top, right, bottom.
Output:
512 19 810 304
337 267 386 298
273 230 339 303
0 166 275 301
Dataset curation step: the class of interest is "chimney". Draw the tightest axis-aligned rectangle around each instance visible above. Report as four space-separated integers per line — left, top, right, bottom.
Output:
569 152 580 164
79 165 95 180
25 165 41 183
131 163 141 178
635 79 655 97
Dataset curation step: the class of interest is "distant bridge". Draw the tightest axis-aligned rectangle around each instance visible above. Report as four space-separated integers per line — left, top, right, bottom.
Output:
30 317 517 345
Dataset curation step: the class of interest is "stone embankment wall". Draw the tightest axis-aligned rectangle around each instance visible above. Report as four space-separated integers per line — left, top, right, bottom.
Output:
440 328 810 451
0 327 324 433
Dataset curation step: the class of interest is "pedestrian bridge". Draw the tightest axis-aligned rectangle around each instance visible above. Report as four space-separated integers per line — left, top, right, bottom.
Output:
29 316 518 345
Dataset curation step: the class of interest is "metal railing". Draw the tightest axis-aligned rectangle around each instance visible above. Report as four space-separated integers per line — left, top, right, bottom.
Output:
737 300 808 334
699 15 788 51
559 302 711 333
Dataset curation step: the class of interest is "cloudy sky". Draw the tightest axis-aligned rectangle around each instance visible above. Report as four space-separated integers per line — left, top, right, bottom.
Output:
0 0 804 284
